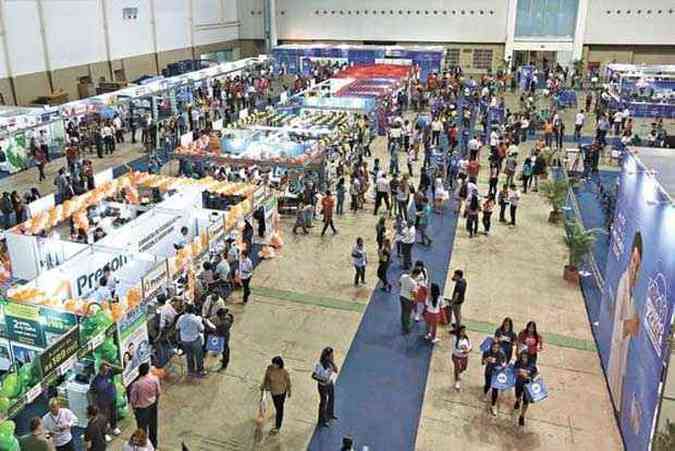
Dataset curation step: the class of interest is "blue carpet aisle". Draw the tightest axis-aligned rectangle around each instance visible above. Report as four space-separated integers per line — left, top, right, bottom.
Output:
308 205 458 451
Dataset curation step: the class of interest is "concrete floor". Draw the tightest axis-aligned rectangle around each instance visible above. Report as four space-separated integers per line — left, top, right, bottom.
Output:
0 89 628 450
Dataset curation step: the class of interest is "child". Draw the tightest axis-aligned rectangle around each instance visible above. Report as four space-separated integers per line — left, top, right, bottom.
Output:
452 325 472 390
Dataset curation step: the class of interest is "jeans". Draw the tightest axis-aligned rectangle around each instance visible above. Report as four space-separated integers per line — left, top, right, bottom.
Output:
96 397 117 430
510 205 518 225
317 383 335 424
134 402 158 448
401 242 413 269
400 297 413 333
450 303 462 330
242 277 251 303
353 265 365 284
466 214 478 236
482 212 492 233
397 199 408 221
221 344 230 370
272 393 287 429
374 192 390 215
182 338 204 374
483 370 499 405
336 196 344 215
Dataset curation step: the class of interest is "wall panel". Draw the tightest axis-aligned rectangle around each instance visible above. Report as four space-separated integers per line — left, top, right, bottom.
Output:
105 0 154 60
155 0 191 52
42 0 106 70
4 0 46 75
584 0 675 45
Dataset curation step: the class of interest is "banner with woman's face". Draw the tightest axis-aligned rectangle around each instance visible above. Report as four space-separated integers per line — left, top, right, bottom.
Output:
597 153 675 451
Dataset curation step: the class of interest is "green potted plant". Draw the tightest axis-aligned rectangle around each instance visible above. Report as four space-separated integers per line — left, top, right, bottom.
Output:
539 178 569 223
562 219 598 283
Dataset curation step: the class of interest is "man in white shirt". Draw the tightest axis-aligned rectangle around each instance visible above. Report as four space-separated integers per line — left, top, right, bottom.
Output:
42 398 77 451
374 173 391 215
398 271 418 335
112 115 123 144
157 294 177 332
574 110 586 141
401 221 416 270
431 117 443 146
508 184 521 226
489 129 499 151
239 249 253 304
520 116 530 142
468 135 481 160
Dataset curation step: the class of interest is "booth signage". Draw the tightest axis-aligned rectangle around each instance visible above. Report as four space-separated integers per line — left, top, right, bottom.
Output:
25 384 43 403
39 327 79 376
117 306 151 386
137 216 179 254
4 303 45 348
207 215 226 246
74 253 129 298
40 307 77 347
141 261 169 302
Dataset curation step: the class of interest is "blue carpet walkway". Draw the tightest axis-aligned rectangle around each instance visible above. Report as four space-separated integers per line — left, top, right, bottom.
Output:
308 207 458 451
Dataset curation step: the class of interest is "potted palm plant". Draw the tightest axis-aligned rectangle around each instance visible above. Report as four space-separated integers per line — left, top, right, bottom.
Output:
539 179 569 223
563 219 598 283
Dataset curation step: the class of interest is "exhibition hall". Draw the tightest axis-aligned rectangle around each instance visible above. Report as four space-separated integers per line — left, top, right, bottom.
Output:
0 1 672 451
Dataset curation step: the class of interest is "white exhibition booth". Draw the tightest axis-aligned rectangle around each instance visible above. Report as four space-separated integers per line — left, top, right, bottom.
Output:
5 172 272 313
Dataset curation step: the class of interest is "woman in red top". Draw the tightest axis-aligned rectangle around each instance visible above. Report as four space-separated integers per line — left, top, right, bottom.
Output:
518 321 543 365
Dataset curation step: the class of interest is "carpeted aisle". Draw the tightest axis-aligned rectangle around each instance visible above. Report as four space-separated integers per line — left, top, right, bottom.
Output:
308 206 458 451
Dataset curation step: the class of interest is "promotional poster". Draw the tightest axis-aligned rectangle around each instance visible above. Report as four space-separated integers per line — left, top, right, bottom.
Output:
597 153 675 451
117 306 151 386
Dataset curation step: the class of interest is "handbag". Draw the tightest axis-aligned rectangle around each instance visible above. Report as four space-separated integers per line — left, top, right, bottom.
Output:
206 335 225 353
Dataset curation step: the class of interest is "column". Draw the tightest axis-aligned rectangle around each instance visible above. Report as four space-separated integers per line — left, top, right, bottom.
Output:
263 0 277 54
572 0 589 61
503 0 519 67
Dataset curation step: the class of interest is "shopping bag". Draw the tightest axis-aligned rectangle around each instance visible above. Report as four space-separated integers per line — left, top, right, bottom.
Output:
490 365 516 390
255 391 269 426
479 336 494 353
205 335 225 353
525 378 548 403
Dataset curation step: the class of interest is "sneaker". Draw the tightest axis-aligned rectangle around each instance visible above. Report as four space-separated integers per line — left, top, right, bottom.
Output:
490 406 497 416
270 428 279 434
105 435 112 443
518 415 525 427
414 315 421 322
196 370 208 378
112 428 121 436
454 381 461 391
424 333 431 340
431 338 440 344
514 401 520 410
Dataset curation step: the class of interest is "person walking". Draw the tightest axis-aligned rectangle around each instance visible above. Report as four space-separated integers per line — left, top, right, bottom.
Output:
377 238 392 292
521 158 533 194
42 398 77 451
176 304 206 377
292 202 309 234
518 321 543 365
35 148 47 182
83 406 107 451
239 249 253 304
398 271 417 335
416 196 433 246
513 350 539 427
448 269 466 332
351 237 367 285
89 361 122 440
375 216 386 250
129 362 160 449
401 220 415 270
335 177 346 216
211 308 234 371
465 193 480 238
374 173 391 215
320 190 337 236
508 184 521 226
482 340 507 416
452 325 472 390
313 347 339 428
424 283 442 343
482 194 495 235
497 184 509 223
494 317 517 363
260 356 292 434
396 176 410 221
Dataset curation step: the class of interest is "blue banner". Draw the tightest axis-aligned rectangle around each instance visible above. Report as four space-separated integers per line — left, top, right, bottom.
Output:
597 153 675 451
